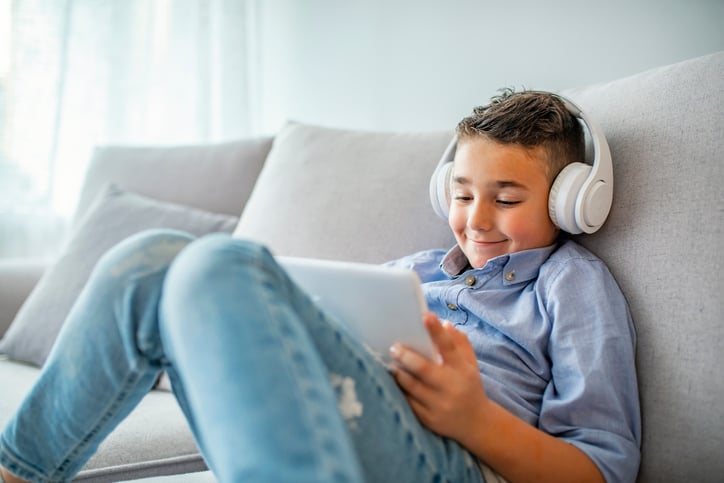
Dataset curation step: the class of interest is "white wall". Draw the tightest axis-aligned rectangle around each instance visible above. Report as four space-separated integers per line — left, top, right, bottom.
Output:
252 0 724 134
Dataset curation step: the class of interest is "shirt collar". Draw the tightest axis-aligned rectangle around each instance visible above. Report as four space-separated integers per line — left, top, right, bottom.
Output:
440 243 558 284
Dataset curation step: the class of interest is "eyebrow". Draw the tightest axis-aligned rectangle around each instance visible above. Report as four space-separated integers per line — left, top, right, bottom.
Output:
452 176 528 189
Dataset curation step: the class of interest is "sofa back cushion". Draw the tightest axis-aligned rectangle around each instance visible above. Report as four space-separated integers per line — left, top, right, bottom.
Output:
75 137 273 223
233 122 456 263
561 51 724 482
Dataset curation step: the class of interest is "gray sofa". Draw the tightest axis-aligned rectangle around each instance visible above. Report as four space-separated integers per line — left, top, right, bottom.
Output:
1 52 722 482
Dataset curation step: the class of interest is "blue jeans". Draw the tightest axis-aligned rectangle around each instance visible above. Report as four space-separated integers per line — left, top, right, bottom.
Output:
0 231 484 483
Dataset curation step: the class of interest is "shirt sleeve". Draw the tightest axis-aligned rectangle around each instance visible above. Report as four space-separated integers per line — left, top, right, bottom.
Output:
539 256 642 483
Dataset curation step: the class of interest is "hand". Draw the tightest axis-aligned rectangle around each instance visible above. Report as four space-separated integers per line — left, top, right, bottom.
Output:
389 312 489 443
391 314 605 483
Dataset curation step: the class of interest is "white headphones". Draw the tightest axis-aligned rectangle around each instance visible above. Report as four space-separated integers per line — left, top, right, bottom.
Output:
429 94 613 235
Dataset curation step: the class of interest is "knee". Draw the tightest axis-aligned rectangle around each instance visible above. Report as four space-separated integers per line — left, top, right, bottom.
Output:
92 229 195 283
162 235 279 305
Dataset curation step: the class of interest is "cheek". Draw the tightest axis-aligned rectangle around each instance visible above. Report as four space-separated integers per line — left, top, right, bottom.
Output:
510 211 557 245
502 210 553 243
500 216 530 239
447 208 465 234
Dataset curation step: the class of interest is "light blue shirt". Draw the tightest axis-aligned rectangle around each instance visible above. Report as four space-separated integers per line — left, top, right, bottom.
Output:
387 239 642 483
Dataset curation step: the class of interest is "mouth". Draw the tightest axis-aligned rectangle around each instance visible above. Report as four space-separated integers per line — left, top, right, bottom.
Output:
468 238 507 246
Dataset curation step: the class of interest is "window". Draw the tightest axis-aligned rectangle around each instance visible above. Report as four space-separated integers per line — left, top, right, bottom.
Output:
0 1 255 258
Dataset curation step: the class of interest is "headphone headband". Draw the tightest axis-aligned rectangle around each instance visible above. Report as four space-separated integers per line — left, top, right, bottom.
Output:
429 92 613 234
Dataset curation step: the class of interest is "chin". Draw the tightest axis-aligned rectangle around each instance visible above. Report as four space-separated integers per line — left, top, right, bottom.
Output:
465 245 509 267
466 253 498 269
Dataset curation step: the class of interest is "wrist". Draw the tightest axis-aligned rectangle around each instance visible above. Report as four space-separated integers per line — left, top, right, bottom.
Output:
457 396 500 452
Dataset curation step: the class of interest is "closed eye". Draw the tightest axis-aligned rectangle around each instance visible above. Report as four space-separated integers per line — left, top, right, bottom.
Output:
496 199 521 206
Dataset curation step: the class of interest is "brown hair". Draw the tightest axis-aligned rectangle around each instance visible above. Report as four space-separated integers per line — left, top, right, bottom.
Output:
456 88 584 181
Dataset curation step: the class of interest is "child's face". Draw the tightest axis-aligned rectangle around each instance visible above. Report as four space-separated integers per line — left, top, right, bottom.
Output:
449 137 559 269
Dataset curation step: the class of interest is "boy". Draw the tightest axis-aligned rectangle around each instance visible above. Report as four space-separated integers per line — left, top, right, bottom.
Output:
0 90 640 482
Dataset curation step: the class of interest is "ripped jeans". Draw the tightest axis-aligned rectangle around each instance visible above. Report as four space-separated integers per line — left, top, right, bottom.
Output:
0 231 484 483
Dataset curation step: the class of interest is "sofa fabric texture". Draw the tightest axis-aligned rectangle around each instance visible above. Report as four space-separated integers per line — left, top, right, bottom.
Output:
0 259 46 336
561 52 724 482
234 122 456 263
74 137 273 224
0 52 722 482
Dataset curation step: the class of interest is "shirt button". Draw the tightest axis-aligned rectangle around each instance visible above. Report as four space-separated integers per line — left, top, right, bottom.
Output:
464 275 477 286
504 271 515 282
447 303 459 311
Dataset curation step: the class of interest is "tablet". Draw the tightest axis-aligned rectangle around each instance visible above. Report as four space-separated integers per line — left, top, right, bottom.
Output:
276 256 435 362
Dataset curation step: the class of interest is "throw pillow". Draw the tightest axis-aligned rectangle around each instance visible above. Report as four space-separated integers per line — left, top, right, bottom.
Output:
0 184 239 367
74 137 272 224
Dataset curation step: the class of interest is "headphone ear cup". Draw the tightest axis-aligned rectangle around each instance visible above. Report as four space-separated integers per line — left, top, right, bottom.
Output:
430 136 457 220
548 162 590 234
430 162 453 220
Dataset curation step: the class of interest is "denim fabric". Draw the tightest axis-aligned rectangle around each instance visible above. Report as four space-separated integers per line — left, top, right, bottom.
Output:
0 231 483 483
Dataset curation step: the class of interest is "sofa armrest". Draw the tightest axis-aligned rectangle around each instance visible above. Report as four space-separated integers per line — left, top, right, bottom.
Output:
0 259 47 337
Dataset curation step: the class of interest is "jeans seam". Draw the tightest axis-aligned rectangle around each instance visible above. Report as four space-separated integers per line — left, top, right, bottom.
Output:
342 339 448 481
260 278 345 479
261 247 364 481
48 363 149 481
0 439 49 483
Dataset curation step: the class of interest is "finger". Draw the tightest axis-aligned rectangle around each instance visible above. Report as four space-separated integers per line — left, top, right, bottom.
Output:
424 317 464 365
390 344 444 387
422 313 448 351
390 343 429 372
445 323 478 364
405 396 434 428
391 366 436 409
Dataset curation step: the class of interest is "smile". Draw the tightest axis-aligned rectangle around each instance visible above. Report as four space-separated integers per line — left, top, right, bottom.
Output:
468 238 507 246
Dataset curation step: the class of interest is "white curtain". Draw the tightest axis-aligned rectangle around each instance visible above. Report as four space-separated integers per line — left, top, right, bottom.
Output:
0 0 257 258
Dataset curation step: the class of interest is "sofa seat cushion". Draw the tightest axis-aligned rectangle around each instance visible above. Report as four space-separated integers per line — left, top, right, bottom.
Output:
121 470 216 482
0 358 205 481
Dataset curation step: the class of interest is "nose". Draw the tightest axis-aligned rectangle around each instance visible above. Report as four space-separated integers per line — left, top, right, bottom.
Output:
468 201 493 231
